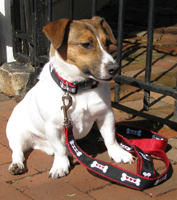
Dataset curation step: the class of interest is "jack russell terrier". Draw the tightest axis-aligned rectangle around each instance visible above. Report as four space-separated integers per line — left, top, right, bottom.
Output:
6 16 133 179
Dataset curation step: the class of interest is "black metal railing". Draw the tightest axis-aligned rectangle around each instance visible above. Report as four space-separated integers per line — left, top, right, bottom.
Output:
114 0 177 121
10 0 97 73
11 0 48 76
10 0 177 121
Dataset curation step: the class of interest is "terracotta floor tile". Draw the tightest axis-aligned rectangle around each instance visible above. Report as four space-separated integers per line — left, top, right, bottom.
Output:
89 184 152 200
0 183 31 200
11 172 94 200
144 164 177 198
0 143 11 164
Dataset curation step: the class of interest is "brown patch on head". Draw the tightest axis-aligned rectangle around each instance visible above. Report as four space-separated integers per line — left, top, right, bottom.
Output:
64 20 103 76
81 16 117 50
43 18 72 49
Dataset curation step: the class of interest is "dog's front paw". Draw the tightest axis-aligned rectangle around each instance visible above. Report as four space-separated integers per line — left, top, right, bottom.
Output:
108 145 134 164
49 165 69 179
49 156 70 179
8 163 25 175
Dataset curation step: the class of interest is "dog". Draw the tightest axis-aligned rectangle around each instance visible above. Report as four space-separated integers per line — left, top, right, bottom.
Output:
6 16 133 179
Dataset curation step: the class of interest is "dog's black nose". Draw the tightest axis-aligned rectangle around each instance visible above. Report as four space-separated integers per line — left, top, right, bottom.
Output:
106 63 119 76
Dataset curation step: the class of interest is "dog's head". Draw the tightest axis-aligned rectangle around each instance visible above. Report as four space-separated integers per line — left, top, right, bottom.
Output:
43 16 119 82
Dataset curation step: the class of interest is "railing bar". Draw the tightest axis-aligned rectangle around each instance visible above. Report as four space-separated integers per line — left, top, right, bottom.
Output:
174 75 177 121
174 100 177 121
92 0 97 17
15 53 30 60
114 75 177 99
36 55 49 63
144 0 155 111
15 32 32 42
20 0 25 33
69 0 74 19
47 0 52 23
33 0 37 80
114 0 124 102
47 0 52 55
117 0 124 69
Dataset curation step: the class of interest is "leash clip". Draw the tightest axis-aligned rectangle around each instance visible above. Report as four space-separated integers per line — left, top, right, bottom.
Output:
61 83 72 130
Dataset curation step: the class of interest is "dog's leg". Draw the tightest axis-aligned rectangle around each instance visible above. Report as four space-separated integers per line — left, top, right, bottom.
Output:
45 125 70 179
8 133 29 175
8 148 25 175
7 129 34 175
97 110 133 164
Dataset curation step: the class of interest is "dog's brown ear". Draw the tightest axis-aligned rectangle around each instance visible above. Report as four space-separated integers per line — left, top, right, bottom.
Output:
92 16 117 46
43 19 72 49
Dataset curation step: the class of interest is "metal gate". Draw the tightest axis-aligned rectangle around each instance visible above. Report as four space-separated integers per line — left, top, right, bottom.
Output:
10 0 177 121
114 0 177 121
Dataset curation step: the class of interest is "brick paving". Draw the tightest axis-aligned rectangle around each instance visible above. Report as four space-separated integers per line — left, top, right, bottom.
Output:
1 84 177 200
1 2 177 199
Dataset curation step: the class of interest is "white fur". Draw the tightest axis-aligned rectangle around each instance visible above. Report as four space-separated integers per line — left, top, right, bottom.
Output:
96 36 116 78
6 42 133 179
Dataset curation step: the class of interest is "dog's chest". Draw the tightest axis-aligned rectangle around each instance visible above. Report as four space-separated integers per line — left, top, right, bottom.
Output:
70 84 110 117
67 86 110 138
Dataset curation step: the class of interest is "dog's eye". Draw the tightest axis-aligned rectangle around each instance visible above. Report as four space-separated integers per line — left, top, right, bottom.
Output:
81 43 92 49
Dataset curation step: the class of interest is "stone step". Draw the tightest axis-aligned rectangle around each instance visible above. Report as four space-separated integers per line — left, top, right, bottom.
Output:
0 62 35 98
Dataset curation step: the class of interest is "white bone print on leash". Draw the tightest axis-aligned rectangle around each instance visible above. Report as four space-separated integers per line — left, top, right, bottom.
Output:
69 140 82 157
120 142 133 151
90 161 108 173
126 128 142 137
143 172 151 178
121 173 141 186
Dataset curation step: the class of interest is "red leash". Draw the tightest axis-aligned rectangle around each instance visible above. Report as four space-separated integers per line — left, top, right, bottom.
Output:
63 123 172 190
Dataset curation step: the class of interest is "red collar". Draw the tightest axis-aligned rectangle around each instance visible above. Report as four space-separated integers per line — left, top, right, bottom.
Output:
50 64 99 94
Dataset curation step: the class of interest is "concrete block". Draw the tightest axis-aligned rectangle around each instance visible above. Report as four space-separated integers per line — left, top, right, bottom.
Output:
0 62 35 97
